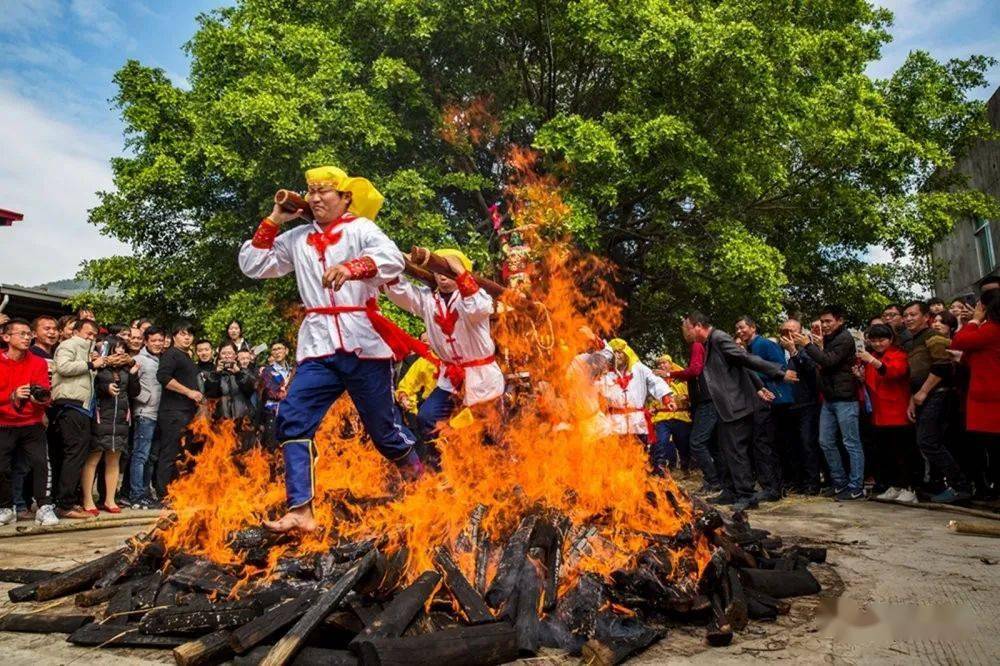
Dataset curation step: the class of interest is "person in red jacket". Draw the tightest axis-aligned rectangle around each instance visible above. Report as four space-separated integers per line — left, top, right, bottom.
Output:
0 318 57 526
950 293 1000 497
857 324 919 503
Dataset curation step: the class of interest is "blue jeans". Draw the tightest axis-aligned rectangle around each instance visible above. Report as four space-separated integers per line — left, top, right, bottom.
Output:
129 416 157 502
818 401 864 493
689 402 720 486
276 352 414 460
652 419 692 469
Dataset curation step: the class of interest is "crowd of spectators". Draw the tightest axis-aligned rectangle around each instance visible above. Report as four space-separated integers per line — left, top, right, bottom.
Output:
1 275 998 525
649 276 1000 511
0 313 294 525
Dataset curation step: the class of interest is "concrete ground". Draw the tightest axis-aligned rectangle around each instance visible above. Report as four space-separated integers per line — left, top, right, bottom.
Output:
1 498 998 665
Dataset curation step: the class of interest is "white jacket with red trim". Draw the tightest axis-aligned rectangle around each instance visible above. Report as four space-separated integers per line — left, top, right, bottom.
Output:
384 276 504 406
239 216 405 362
597 362 672 437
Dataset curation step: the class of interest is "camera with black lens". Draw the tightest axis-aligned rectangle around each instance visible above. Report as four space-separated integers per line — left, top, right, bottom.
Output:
28 384 51 402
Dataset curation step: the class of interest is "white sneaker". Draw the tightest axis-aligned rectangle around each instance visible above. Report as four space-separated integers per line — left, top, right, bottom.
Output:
0 507 15 526
895 488 918 504
35 504 59 526
876 487 902 501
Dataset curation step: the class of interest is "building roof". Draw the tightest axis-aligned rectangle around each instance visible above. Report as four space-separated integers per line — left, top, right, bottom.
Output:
0 208 24 226
0 284 73 321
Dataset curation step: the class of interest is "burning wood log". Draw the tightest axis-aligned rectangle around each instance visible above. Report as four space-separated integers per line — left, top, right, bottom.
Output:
259 550 376 666
169 560 240 596
554 573 605 636
484 515 537 608
739 567 821 599
0 568 55 584
782 545 828 563
229 590 321 655
104 583 134 625
173 629 234 666
236 646 358 665
94 515 174 589
8 547 127 602
0 613 93 634
351 570 442 647
474 538 491 595
722 567 749 631
511 559 543 655
68 622 187 648
353 622 518 666
433 547 493 625
454 504 489 554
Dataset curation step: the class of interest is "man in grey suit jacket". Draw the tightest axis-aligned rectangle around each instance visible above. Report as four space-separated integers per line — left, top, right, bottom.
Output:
682 312 797 511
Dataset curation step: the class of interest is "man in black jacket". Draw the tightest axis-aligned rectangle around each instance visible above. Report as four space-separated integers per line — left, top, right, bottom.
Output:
154 322 203 502
792 304 864 501
683 312 797 511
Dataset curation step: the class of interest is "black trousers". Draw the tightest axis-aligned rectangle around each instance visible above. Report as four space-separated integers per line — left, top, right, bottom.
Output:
0 424 51 507
53 408 92 509
717 413 756 499
915 390 967 489
873 425 920 489
752 400 782 495
155 410 193 498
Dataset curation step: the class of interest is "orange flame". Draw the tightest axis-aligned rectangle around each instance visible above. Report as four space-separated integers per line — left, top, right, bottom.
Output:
163 147 712 596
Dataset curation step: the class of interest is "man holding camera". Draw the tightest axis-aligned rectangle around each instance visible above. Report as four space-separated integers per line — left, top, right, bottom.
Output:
0 318 57 525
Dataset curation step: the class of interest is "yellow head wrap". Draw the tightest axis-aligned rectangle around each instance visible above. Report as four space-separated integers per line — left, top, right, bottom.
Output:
657 353 683 372
608 338 640 370
434 248 473 273
304 166 384 220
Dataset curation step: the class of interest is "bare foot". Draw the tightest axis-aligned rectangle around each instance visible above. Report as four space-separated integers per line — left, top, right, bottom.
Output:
263 506 317 533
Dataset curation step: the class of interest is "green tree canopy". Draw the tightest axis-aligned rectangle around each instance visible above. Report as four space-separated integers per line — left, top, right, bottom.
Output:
81 0 998 354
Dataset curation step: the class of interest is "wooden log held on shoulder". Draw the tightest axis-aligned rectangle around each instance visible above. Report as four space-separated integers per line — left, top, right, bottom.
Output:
409 246 507 299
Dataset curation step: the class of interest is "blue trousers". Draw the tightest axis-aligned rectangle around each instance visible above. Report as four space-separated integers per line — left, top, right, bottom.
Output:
689 401 721 486
276 352 414 507
652 419 692 469
416 388 460 441
129 416 157 502
818 400 864 493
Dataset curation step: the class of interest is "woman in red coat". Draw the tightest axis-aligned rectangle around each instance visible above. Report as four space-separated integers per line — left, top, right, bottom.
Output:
857 324 919 502
950 295 1000 496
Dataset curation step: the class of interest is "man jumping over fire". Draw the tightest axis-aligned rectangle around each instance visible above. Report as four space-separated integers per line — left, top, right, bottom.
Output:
384 249 505 462
239 166 423 533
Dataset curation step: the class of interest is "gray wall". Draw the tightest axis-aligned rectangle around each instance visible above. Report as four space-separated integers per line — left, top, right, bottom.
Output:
931 86 1000 298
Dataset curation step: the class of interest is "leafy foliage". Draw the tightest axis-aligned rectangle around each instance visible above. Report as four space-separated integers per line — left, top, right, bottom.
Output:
82 0 998 354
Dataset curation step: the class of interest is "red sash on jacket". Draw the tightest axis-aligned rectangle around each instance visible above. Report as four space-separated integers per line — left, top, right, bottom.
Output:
305 300 434 363
608 405 657 444
441 354 496 390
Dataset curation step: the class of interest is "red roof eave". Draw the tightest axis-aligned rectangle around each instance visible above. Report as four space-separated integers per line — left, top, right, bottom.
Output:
0 208 25 226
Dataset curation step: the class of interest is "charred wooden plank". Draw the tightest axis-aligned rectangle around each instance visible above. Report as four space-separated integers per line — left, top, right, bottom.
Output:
512 559 542 655
356 548 407 598
705 593 733 647
94 517 173 589
455 504 488 553
75 572 160 608
259 550 376 666
782 545 827 563
723 566 749 631
582 616 663 665
0 613 92 633
473 538 491 595
351 570 442 647
554 573 605 636
355 622 517 666
169 560 240 596
104 583 135 625
140 592 282 635
739 567 820 599
173 629 234 666
484 515 537 608
0 568 55 584
9 547 127 602
229 590 320 655
433 547 493 625
67 622 186 648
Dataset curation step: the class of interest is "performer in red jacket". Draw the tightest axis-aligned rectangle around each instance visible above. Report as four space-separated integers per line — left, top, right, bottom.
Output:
857 324 919 502
950 296 1000 495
